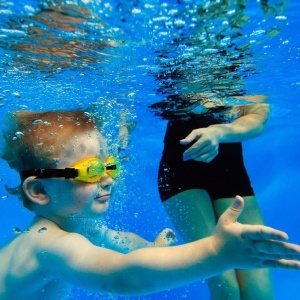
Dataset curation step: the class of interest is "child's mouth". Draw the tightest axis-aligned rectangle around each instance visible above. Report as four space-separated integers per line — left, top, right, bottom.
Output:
94 194 110 202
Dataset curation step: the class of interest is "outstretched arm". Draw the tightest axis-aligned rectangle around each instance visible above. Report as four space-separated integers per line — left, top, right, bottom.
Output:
181 103 270 162
98 227 176 253
41 196 300 296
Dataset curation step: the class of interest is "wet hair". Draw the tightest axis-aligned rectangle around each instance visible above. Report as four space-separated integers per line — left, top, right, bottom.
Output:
1 109 99 210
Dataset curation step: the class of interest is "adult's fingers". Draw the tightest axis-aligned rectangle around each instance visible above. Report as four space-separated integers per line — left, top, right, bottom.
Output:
180 131 198 144
183 139 209 158
192 148 218 162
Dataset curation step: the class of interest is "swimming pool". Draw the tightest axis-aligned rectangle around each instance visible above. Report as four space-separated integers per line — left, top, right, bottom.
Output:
0 0 299 299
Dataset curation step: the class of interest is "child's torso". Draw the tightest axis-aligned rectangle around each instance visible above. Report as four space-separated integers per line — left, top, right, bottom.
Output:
0 223 71 299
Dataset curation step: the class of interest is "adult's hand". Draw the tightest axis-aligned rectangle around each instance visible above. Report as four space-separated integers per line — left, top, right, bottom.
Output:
180 127 220 162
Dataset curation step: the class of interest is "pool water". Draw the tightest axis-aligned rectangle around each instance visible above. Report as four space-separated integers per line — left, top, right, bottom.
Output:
0 0 299 299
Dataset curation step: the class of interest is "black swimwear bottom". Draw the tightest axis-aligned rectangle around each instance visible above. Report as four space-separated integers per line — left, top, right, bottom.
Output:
158 117 255 202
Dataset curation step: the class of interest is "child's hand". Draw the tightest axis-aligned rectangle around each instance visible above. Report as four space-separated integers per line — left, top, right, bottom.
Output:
211 195 300 270
154 228 177 247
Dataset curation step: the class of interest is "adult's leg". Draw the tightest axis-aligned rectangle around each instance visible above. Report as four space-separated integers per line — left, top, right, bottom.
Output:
163 189 240 300
213 195 275 300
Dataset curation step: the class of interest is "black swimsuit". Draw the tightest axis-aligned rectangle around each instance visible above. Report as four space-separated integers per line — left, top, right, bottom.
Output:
158 116 255 202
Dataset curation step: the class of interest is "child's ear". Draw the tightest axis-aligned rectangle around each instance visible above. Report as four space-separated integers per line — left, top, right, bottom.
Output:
22 177 50 205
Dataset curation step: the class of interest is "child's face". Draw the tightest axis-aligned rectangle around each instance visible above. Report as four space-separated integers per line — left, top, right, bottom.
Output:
42 129 115 218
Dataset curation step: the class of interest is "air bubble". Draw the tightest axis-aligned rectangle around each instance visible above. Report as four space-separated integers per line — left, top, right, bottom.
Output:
12 92 21 98
38 227 47 233
13 227 22 234
15 131 24 139
32 119 43 125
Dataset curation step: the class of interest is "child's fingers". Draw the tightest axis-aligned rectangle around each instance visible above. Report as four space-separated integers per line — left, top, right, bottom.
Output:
242 225 288 242
218 195 244 225
253 240 300 257
263 259 300 270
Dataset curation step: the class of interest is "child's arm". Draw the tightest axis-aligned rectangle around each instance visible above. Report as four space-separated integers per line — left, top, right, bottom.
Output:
89 226 176 253
40 196 300 296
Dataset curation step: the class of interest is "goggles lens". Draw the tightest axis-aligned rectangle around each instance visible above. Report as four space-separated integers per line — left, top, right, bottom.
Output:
71 156 121 183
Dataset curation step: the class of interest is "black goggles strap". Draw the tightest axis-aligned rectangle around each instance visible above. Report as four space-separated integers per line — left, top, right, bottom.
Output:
20 168 79 180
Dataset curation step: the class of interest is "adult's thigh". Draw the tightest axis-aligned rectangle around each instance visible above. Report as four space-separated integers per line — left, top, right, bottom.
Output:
213 195 265 225
163 189 216 241
237 269 274 300
163 189 241 299
213 196 274 299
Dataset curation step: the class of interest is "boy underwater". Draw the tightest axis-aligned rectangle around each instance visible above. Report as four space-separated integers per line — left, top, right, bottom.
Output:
0 110 300 299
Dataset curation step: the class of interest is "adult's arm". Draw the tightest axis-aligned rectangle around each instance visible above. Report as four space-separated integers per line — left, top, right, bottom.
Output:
181 103 270 162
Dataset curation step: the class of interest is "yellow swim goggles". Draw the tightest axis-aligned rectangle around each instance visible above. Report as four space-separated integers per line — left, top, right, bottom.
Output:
20 156 121 183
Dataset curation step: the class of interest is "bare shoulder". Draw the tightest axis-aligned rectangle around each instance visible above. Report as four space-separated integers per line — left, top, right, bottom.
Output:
0 218 127 297
0 219 93 273
0 222 69 298
0 225 97 298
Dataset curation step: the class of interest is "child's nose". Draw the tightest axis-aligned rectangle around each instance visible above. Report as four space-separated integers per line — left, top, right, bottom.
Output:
99 173 114 188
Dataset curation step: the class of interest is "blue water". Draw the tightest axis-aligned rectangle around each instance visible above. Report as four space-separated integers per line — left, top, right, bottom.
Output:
0 0 299 299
